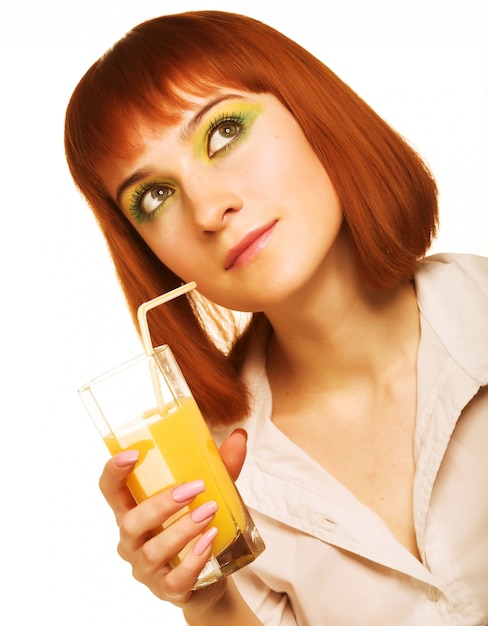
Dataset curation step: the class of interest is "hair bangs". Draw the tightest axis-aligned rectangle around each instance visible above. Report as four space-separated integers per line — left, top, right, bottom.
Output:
65 14 277 201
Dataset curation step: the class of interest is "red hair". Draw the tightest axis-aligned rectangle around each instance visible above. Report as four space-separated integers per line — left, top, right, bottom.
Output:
65 11 438 425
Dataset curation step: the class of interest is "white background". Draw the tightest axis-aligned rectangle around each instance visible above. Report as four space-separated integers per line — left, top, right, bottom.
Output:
1 1 486 624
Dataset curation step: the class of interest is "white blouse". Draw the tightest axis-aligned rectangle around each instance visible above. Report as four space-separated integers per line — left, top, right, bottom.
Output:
221 253 488 625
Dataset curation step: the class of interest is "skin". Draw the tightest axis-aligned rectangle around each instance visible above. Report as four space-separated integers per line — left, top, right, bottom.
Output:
100 430 253 622
99 89 421 622
106 92 345 313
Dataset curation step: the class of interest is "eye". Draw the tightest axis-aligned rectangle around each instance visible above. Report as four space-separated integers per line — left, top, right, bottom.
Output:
129 183 175 223
207 115 245 157
140 185 174 214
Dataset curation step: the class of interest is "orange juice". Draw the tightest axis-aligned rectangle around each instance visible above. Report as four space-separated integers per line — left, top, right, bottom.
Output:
103 397 246 556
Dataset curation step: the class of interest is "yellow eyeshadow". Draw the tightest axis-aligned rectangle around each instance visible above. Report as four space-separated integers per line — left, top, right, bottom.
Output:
192 99 264 159
123 179 178 224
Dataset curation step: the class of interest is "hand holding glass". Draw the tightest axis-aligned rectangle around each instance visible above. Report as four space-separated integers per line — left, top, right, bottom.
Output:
78 284 264 588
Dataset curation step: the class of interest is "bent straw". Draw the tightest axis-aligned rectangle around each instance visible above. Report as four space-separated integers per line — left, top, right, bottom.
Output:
136 281 197 410
137 281 197 356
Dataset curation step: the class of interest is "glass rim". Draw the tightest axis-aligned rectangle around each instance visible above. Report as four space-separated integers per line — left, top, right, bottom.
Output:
77 344 170 394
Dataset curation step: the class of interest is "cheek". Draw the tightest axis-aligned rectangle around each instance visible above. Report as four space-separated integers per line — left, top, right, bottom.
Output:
138 225 190 276
263 132 327 190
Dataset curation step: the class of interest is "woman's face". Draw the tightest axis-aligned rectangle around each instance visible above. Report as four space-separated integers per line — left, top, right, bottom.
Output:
103 91 345 312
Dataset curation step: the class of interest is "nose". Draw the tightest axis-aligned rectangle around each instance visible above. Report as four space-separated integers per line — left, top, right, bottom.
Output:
183 171 243 233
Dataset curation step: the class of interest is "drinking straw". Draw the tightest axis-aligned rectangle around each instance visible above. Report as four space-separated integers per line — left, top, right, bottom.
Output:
136 282 197 409
137 281 197 355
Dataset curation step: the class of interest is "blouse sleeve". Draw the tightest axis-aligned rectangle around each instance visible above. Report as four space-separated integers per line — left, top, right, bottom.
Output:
233 569 298 626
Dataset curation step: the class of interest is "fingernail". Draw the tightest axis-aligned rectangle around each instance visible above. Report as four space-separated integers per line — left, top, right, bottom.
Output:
113 450 139 467
190 501 218 524
171 480 205 503
232 428 248 443
193 527 218 556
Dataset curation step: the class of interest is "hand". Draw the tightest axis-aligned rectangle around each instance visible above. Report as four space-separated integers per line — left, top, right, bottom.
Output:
98 428 248 612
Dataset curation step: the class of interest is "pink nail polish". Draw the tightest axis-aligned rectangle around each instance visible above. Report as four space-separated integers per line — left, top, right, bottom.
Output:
190 501 218 524
193 527 218 556
171 480 205 503
113 450 139 467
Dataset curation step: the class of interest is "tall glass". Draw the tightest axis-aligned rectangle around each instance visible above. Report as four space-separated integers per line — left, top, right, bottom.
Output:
78 344 265 589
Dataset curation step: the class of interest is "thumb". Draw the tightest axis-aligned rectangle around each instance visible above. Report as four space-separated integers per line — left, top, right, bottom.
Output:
218 428 248 481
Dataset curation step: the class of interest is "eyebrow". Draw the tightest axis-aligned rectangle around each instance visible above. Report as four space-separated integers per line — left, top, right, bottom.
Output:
179 93 245 143
115 168 153 207
115 94 246 206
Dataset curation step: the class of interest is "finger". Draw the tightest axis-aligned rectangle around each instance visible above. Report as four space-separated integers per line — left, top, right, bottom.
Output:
164 526 220 600
118 480 207 557
218 428 247 481
132 501 217 572
99 450 139 521
125 503 219 598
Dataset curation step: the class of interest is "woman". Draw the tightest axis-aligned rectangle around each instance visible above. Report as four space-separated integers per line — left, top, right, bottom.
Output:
65 11 488 625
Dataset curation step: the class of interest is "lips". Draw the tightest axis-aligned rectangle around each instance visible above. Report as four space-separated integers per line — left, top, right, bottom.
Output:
225 221 277 270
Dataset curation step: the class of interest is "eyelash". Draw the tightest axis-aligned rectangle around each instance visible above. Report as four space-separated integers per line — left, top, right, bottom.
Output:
206 111 247 157
128 183 175 224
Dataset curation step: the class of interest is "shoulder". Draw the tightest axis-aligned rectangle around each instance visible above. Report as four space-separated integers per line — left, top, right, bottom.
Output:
417 252 488 291
417 252 488 295
416 252 488 310
415 252 488 384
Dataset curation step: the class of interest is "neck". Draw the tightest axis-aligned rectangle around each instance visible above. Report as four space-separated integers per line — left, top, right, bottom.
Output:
265 265 420 394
